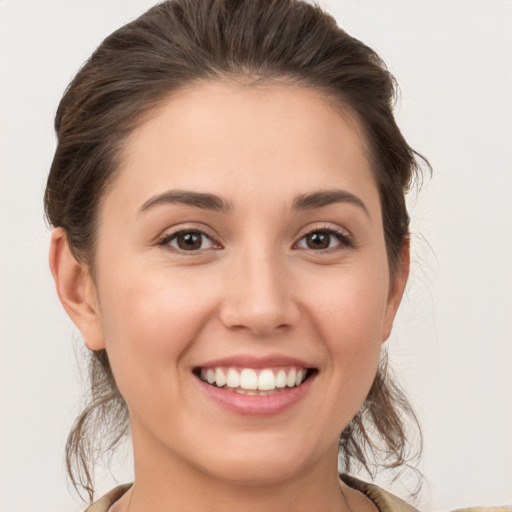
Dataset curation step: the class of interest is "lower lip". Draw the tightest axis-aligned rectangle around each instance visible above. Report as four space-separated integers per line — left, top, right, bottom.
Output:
195 374 315 416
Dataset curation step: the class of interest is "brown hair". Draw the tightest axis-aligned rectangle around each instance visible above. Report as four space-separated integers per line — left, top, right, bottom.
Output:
45 0 428 502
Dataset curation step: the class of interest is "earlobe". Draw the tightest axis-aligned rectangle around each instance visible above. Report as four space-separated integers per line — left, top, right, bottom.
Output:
49 228 105 350
382 238 410 342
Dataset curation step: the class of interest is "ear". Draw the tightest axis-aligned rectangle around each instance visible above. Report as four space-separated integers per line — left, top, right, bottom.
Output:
49 228 105 350
382 237 410 342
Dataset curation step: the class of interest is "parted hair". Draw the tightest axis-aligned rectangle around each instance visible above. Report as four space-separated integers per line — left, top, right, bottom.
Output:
44 0 427 503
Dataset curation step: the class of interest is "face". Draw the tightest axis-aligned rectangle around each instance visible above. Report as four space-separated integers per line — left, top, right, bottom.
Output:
78 82 406 486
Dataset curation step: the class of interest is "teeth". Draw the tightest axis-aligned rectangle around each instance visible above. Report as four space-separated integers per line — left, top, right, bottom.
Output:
199 366 309 391
234 388 277 396
226 368 240 388
258 369 275 390
215 368 226 387
240 368 258 390
275 369 287 388
286 368 296 388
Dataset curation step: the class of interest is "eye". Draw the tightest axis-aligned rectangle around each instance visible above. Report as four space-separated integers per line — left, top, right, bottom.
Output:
160 230 218 252
295 229 351 251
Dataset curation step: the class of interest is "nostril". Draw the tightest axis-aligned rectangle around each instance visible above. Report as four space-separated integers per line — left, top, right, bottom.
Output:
218 277 301 334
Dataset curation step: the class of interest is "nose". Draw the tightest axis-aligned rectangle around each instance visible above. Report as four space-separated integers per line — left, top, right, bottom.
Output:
219 248 300 336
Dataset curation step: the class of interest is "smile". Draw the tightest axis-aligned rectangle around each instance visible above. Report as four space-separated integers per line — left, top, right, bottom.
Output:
196 366 311 395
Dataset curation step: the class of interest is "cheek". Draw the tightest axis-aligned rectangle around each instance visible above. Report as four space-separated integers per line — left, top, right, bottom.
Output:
96 267 215 387
306 263 389 386
311 264 389 341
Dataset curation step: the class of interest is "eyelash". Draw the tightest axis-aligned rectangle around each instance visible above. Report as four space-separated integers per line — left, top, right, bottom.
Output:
157 226 353 254
295 227 353 252
158 229 220 254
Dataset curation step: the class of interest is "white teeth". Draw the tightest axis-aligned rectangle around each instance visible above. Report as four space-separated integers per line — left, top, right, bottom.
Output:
206 369 215 384
240 368 258 390
286 368 296 387
199 366 309 391
226 368 240 388
258 369 275 391
275 369 287 388
215 367 226 387
234 388 276 396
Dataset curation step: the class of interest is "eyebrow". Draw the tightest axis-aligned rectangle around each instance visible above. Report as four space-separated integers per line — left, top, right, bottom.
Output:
139 188 368 216
139 190 233 214
291 189 369 216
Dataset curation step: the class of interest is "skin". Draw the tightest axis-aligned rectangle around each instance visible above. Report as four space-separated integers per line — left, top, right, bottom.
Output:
50 82 408 512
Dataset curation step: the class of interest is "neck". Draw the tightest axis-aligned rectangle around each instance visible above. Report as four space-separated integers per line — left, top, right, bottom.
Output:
123 428 351 512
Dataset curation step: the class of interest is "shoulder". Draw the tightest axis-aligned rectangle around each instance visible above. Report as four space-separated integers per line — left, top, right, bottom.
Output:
83 484 132 512
341 473 419 512
341 474 512 512
82 479 512 512
451 508 512 512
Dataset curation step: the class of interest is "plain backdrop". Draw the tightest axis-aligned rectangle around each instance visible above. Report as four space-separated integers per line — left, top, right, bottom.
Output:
0 1 511 511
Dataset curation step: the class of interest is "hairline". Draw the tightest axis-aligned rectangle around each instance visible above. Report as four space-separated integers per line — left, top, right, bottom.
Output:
85 75 388 281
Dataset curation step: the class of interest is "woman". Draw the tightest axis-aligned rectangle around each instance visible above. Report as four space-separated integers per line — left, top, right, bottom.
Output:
43 1 509 511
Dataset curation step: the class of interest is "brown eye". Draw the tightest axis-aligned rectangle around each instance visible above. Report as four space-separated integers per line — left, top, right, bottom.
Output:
296 230 349 251
165 231 216 251
305 232 330 249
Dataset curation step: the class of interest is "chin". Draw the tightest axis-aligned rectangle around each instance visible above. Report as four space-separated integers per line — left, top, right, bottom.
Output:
195 437 319 487
205 458 302 487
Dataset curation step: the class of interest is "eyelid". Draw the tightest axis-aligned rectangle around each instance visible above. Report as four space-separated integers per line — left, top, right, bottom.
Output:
293 223 353 251
295 222 351 239
156 222 353 253
157 225 223 253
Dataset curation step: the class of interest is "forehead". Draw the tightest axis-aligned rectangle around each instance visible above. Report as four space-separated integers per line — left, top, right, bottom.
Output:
109 81 378 215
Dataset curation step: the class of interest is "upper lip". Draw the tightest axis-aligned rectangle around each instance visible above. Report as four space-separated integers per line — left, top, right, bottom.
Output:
195 354 315 370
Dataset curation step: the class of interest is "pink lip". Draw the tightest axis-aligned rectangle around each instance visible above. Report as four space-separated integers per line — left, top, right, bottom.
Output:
196 353 314 370
194 372 316 418
193 354 317 416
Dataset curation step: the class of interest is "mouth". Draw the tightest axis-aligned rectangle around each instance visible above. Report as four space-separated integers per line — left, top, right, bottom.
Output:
193 366 316 396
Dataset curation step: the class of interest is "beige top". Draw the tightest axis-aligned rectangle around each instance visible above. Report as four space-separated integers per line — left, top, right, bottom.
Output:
84 475 511 512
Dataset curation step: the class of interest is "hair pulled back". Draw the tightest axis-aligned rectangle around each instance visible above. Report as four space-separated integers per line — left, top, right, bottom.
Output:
45 0 426 502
